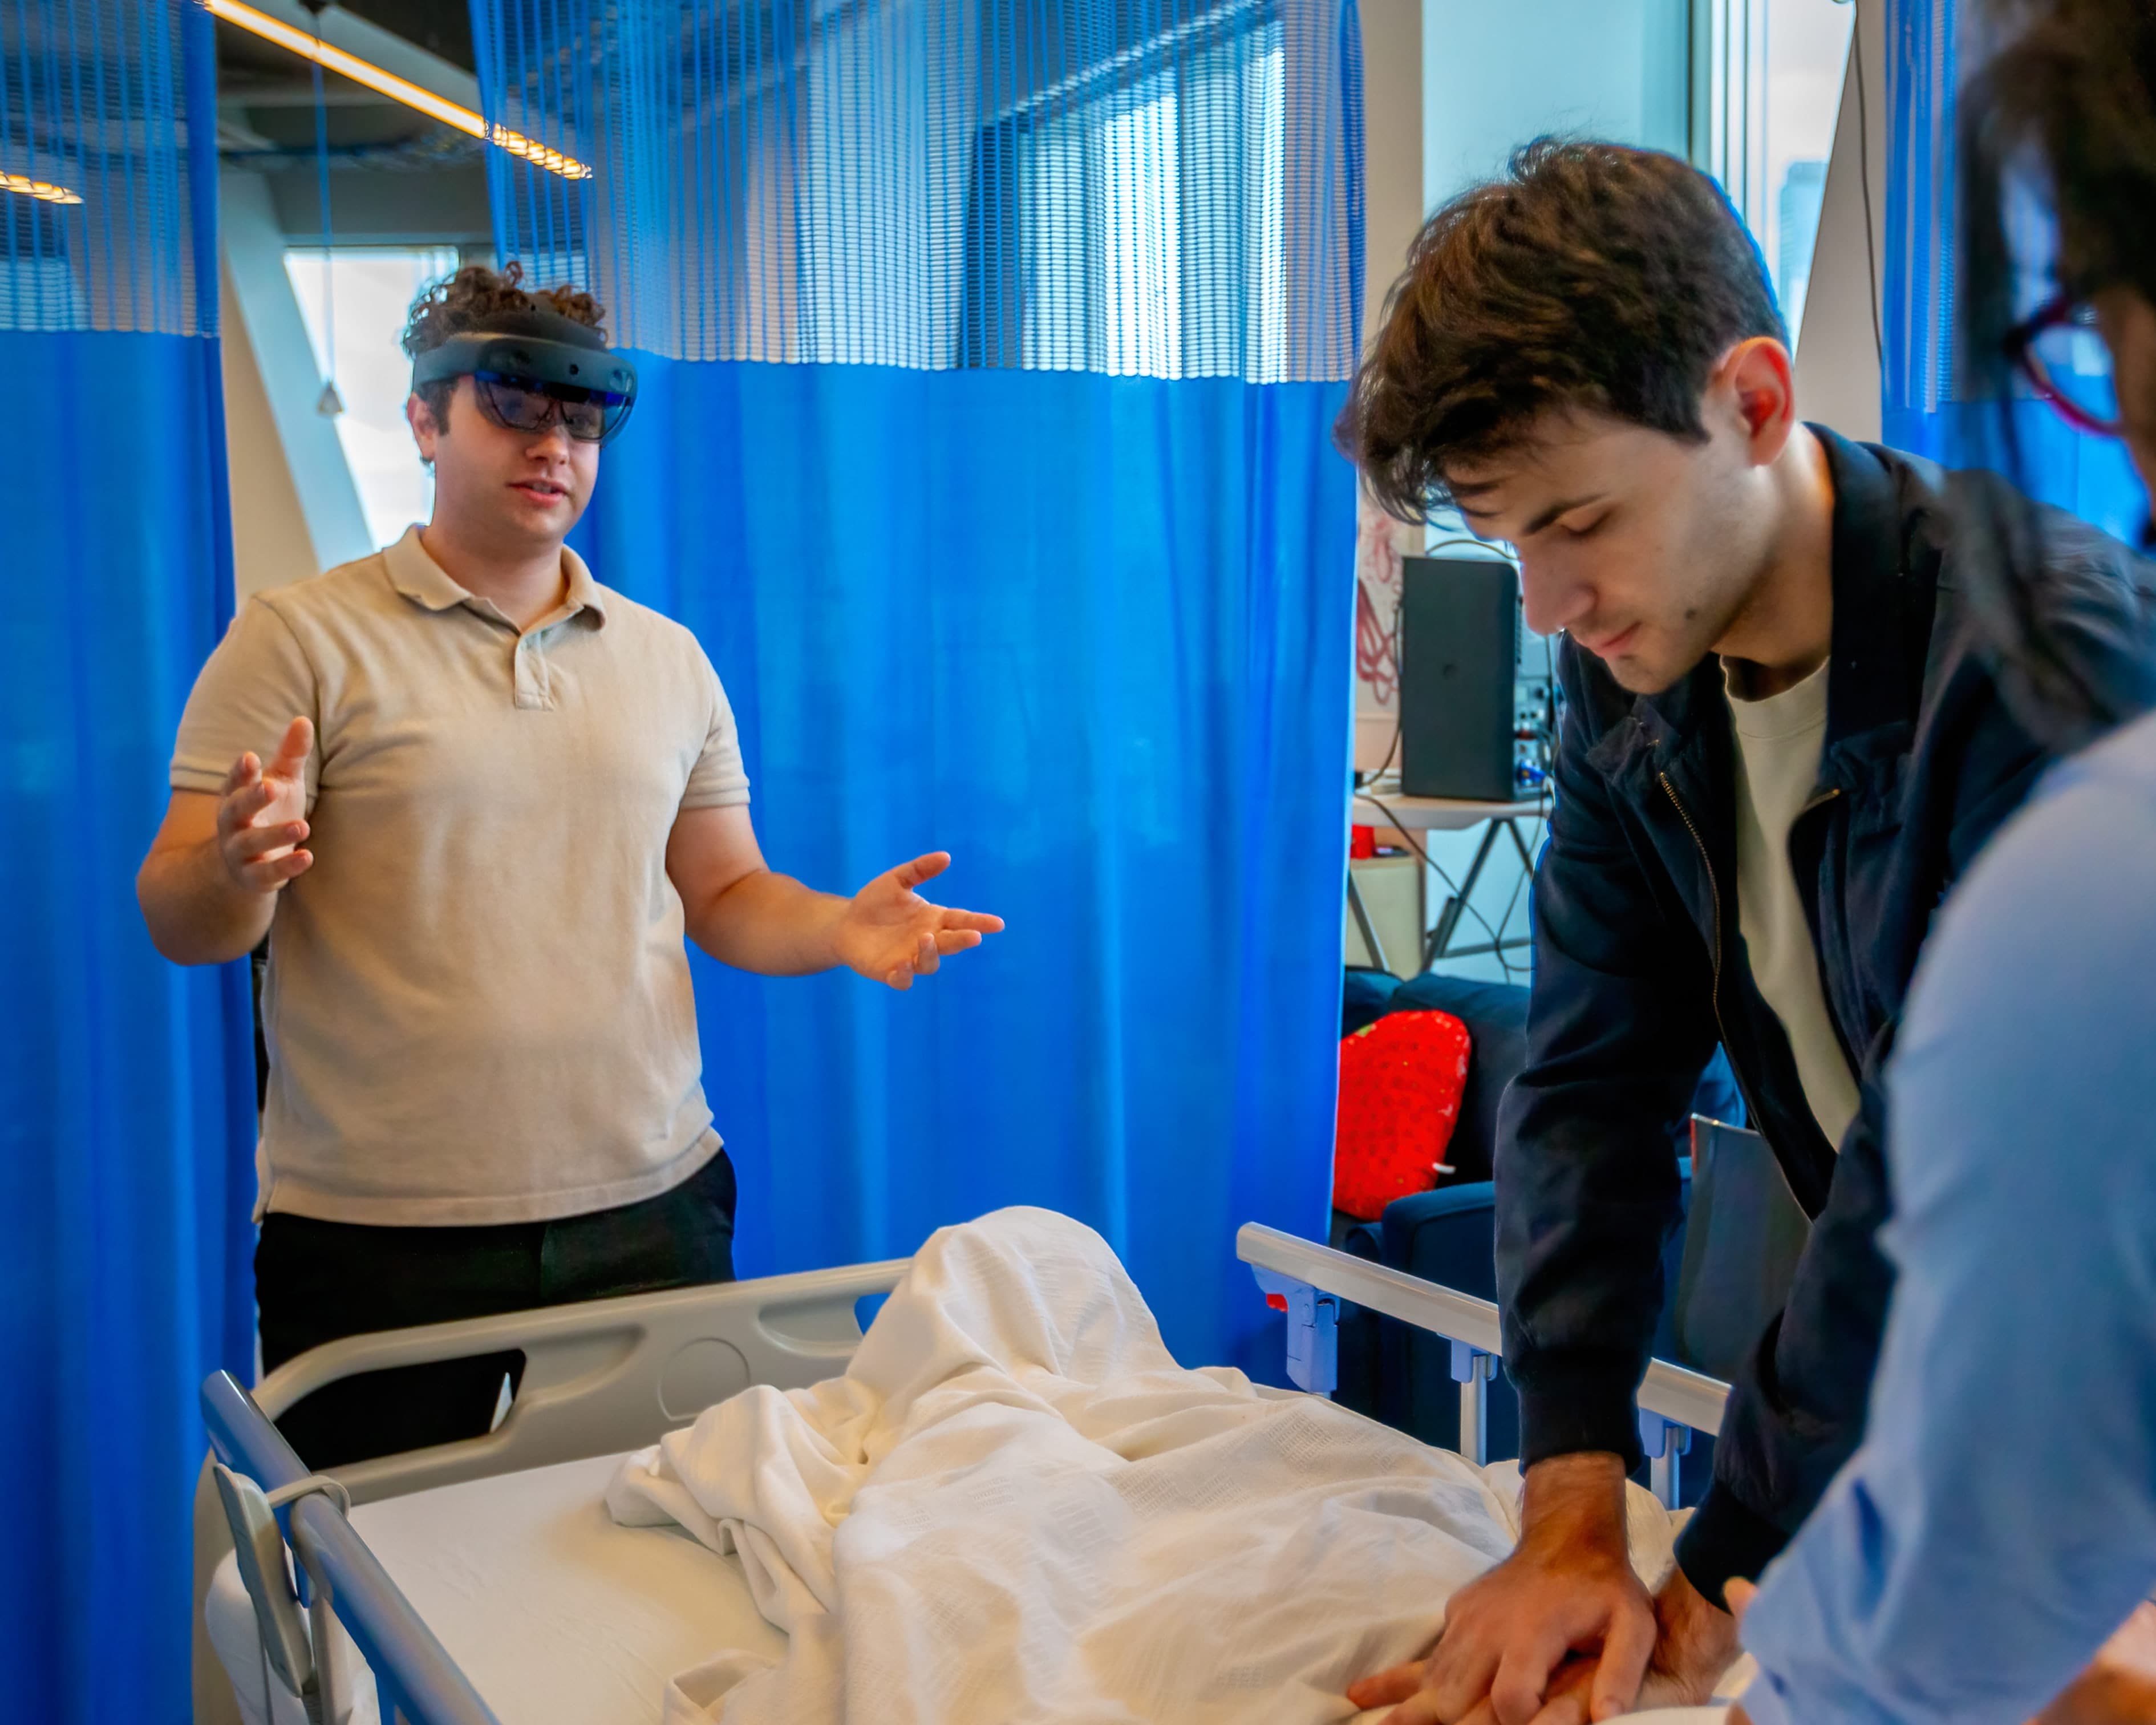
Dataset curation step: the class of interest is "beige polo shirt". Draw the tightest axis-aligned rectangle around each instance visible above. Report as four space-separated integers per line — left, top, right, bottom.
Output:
171 527 751 1226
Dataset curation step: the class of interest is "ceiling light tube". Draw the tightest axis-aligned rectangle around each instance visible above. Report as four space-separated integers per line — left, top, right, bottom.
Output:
1 171 84 204
203 0 591 180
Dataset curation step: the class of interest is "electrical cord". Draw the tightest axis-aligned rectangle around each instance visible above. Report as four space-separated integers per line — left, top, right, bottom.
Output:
1357 787 1518 970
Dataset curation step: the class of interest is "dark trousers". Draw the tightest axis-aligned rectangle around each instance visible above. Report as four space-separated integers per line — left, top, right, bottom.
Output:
256 1147 736 1469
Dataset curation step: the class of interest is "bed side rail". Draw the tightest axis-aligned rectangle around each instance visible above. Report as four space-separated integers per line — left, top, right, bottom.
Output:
1236 1222 1728 1508
203 1370 498 1725
193 1257 910 1725
254 1255 912 1505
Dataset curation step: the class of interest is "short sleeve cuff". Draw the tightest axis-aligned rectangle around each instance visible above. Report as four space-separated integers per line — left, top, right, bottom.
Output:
169 756 233 795
677 784 751 812
1674 1479 1791 1607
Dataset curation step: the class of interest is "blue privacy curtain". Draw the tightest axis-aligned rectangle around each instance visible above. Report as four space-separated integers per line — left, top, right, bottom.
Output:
471 0 1363 1372
0 5 256 1720
1883 0 2143 538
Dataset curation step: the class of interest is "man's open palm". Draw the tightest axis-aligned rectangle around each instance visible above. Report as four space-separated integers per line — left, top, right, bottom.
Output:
834 853 1004 990
218 716 315 894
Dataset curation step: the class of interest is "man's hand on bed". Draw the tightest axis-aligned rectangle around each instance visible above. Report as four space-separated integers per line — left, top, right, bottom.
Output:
1347 1452 1656 1724
1352 1631 1720 1725
1643 1565 1741 1704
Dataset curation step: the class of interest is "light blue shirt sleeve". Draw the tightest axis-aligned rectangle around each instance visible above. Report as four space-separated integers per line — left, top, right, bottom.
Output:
1740 722 2156 1725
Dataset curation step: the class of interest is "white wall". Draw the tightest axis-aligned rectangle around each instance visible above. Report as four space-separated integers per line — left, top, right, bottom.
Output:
1362 0 1424 339
1399 0 1688 983
218 258 323 609
1792 0 1887 439
1423 0 1691 213
220 171 373 601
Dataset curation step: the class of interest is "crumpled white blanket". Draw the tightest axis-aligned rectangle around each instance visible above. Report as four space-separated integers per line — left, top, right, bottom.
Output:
607 1206 1680 1724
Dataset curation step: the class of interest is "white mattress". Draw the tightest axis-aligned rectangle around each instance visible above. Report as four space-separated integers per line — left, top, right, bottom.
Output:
206 1454 1742 1725
208 1451 785 1725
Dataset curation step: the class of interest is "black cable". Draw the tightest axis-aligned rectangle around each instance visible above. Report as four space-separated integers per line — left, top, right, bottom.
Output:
1851 6 1885 370
1358 788 1516 966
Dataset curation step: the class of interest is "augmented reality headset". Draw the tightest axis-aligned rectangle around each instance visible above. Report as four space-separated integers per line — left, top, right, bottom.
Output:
411 308 638 446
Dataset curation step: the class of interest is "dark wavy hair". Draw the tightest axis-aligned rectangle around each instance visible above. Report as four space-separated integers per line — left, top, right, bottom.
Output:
400 261 609 428
1335 139 1787 523
1958 0 2156 734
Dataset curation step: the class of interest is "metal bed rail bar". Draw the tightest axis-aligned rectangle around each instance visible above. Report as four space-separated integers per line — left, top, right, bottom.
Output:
203 1370 500 1725
197 1258 915 1725
1235 1222 1731 1507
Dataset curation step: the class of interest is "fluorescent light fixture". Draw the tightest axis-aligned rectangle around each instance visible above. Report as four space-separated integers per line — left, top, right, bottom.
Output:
204 0 591 180
1 171 84 205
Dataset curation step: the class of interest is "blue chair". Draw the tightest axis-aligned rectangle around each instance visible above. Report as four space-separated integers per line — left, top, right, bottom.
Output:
1328 970 1753 1505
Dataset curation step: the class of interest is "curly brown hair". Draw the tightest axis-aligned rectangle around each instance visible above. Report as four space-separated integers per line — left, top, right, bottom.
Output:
1335 140 1787 524
401 261 610 427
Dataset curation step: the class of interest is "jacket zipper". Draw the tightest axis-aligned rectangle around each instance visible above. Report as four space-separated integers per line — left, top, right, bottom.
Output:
1659 770 1767 1135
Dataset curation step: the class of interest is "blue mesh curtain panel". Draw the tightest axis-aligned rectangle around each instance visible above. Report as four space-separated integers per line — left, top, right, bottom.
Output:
471 0 1363 1372
1883 0 2143 538
0 4 254 1719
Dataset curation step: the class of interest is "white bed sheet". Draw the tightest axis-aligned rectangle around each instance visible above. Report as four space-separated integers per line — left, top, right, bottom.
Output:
207 1451 785 1725
206 1452 1745 1725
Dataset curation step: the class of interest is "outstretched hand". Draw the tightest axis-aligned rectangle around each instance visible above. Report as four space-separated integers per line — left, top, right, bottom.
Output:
833 853 1004 991
217 716 315 894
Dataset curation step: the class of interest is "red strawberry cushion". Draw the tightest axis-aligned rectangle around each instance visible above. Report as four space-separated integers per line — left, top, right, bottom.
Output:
1332 1010 1472 1221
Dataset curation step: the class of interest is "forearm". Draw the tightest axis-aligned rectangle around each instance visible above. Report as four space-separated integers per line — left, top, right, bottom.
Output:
137 838 276 966
684 866 850 974
1519 1449 1631 1538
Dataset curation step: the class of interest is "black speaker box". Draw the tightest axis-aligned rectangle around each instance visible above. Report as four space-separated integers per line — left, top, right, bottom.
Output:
1399 556 1537 801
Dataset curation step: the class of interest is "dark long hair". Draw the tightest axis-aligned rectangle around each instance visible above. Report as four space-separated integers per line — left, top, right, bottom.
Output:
1958 0 2156 736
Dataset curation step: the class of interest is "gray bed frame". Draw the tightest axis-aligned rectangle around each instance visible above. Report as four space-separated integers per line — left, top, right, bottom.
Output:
194 1229 1731 1725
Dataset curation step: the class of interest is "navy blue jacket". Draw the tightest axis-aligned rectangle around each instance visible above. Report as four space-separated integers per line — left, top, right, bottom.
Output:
1496 430 2156 1604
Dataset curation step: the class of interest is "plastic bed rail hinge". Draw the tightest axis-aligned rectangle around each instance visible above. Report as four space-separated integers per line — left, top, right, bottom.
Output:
1637 1409 1692 1460
212 1464 354 1725
1250 1264 1339 1395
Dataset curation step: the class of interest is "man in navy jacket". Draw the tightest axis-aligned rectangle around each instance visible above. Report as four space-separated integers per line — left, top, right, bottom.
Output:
1336 141 2156 1725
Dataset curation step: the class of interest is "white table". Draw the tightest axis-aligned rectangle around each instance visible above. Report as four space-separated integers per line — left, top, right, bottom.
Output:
1348 776 1550 972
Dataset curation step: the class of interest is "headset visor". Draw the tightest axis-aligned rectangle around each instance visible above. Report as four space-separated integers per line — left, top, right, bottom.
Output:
412 320 638 446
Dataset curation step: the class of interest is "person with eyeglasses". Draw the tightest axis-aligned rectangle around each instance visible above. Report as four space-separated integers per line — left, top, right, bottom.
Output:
1723 4 2156 1722
136 264 1002 1468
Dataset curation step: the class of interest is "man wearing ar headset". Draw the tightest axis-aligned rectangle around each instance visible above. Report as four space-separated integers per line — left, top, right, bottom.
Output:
138 265 1003 1467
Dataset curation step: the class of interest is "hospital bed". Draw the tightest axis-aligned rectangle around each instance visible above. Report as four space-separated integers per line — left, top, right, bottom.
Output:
195 1224 1732 1725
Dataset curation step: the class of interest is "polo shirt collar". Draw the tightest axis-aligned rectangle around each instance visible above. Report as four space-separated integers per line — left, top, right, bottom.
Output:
382 525 610 628
560 545 609 626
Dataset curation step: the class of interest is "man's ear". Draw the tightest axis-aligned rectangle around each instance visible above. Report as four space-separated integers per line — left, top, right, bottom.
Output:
406 391 441 462
1709 336 1800 467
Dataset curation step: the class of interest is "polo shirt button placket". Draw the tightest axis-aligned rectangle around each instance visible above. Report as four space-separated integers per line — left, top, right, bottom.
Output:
514 634 546 711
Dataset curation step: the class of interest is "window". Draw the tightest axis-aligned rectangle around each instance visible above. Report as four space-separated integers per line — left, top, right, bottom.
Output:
965 21 1287 379
1695 0 1855 342
286 247 460 548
